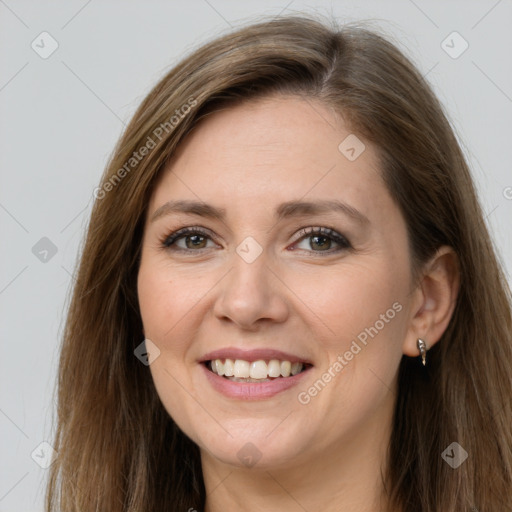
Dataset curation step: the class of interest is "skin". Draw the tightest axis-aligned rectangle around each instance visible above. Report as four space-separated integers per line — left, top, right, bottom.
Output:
137 95 459 512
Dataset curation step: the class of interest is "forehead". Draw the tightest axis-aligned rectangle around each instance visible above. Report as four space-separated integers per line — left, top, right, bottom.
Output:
150 95 389 221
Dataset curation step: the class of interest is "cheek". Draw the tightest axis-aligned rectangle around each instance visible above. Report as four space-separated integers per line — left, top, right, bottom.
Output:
137 264 171 342
294 258 407 350
296 260 407 420
137 258 205 348
138 260 209 437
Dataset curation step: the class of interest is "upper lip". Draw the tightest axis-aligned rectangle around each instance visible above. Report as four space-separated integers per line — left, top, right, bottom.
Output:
199 347 313 365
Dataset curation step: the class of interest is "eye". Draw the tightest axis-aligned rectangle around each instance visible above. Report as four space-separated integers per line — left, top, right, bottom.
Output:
160 226 351 256
291 227 351 254
161 227 217 252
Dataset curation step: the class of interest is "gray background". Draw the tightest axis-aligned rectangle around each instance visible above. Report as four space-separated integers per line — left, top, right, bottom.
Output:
1 1 511 510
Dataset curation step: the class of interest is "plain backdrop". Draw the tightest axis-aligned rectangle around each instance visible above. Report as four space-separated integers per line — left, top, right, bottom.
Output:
1 1 511 510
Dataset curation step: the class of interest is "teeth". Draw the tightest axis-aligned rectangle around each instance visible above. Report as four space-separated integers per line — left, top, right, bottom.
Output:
291 362 302 375
250 360 268 379
234 359 250 378
209 358 305 380
268 359 281 378
229 377 271 383
214 359 224 375
280 361 291 377
223 358 234 377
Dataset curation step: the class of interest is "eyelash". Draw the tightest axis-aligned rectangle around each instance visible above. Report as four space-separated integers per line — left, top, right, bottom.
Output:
160 226 352 256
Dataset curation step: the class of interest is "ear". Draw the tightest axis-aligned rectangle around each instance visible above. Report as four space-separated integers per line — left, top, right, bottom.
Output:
402 246 460 357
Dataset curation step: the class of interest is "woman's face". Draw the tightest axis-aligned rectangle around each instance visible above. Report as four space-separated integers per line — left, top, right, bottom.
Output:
138 95 417 470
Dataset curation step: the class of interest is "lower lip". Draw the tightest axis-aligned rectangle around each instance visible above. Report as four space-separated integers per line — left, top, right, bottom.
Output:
201 363 311 400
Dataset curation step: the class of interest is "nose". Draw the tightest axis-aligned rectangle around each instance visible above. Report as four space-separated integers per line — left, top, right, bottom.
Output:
212 250 289 331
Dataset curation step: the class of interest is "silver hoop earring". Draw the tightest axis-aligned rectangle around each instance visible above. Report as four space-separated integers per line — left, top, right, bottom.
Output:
417 338 428 366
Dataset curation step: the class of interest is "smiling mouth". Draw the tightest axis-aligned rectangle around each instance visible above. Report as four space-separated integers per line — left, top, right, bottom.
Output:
205 358 311 382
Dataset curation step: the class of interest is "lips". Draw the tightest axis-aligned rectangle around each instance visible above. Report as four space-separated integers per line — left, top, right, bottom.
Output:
199 347 313 399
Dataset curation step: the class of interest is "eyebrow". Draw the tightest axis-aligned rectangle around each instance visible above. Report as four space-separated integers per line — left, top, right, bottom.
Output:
150 199 369 225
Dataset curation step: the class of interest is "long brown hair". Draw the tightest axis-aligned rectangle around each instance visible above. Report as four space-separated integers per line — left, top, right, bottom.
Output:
46 14 512 512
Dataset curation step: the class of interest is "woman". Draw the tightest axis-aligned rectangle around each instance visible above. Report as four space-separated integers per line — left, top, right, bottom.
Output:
46 14 512 512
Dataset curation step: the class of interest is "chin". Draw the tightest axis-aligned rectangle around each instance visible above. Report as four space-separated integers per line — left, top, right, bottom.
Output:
192 419 312 471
